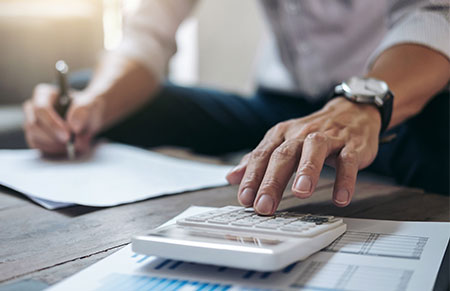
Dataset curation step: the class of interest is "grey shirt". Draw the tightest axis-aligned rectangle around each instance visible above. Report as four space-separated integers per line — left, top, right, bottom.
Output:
117 0 450 99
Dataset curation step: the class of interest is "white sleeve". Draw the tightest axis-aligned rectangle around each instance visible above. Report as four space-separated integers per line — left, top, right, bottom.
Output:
369 3 450 66
115 0 197 80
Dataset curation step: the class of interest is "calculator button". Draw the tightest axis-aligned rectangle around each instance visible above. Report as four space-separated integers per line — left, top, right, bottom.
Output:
231 220 254 227
288 221 307 226
248 217 270 223
177 206 343 238
274 218 297 223
255 224 279 229
207 219 231 225
261 220 286 227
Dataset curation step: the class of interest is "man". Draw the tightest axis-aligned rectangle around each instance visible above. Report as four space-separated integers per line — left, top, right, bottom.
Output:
23 1 449 215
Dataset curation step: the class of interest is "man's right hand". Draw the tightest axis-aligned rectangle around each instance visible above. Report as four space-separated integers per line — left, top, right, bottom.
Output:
23 83 104 156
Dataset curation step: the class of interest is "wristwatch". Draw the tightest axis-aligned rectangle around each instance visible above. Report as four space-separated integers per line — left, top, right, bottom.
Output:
332 77 394 134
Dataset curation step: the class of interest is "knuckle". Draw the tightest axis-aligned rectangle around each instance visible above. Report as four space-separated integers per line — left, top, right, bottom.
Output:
350 136 364 147
272 143 299 160
340 150 359 165
34 102 50 115
242 171 262 186
273 121 288 132
306 132 328 143
299 123 319 136
260 177 284 193
298 160 319 174
251 147 273 160
325 128 340 138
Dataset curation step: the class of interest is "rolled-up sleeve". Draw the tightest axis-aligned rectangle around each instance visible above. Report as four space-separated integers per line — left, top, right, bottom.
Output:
115 0 197 80
370 3 450 66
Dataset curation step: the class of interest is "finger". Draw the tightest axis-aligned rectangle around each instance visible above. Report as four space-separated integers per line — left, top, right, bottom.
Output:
25 94 66 154
26 123 64 148
74 132 93 154
226 153 251 185
32 84 59 106
237 130 284 207
67 105 89 135
34 107 70 143
32 84 70 142
292 132 344 198
23 101 36 125
254 139 302 215
26 125 66 154
333 147 359 207
67 94 103 135
33 140 67 155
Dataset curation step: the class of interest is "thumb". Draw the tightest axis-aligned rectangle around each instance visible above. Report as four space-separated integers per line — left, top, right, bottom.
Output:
67 93 104 135
67 105 89 134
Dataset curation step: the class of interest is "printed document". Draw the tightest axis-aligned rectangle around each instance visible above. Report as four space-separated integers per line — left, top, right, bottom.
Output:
47 206 449 291
0 144 232 209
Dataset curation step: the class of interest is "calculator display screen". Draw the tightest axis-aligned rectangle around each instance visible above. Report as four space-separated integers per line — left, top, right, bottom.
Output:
150 226 283 247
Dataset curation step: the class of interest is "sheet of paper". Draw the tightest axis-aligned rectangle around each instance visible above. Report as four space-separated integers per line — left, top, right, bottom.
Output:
47 206 449 291
0 144 232 209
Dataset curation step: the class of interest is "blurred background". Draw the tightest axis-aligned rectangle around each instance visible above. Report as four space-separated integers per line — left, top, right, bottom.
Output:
0 0 265 147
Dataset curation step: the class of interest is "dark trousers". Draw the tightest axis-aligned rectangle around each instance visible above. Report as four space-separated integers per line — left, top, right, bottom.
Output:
71 74 449 194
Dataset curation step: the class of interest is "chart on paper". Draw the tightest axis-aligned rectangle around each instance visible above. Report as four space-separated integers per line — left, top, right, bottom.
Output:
97 274 236 291
94 251 415 291
47 208 450 291
324 231 428 259
291 261 413 291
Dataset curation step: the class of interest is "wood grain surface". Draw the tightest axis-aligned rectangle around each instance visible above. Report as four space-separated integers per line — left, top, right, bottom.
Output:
0 177 448 288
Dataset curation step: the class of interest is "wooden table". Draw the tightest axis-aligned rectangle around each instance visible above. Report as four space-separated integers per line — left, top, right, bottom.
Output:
0 177 448 290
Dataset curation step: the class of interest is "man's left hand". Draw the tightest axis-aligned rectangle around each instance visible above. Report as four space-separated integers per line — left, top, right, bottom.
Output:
226 97 382 215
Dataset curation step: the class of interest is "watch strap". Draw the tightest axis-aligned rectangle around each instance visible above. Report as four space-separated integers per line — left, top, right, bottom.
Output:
378 90 393 134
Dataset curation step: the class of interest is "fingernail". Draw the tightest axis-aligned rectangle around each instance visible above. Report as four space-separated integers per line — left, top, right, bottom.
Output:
335 190 349 205
255 194 274 215
239 188 255 206
57 131 69 142
294 175 312 194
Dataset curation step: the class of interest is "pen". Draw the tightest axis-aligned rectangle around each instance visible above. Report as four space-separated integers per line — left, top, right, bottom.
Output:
55 60 76 160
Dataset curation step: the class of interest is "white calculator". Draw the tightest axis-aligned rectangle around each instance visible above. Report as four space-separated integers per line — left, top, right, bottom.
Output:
132 206 346 271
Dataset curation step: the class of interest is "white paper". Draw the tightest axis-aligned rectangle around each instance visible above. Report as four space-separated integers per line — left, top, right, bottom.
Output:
47 206 449 291
27 195 74 209
0 144 232 209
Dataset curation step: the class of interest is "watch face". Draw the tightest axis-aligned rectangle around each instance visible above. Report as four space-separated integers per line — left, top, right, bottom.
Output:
345 77 388 96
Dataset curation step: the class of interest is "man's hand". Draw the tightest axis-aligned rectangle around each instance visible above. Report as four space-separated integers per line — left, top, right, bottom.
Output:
226 97 381 215
23 83 104 156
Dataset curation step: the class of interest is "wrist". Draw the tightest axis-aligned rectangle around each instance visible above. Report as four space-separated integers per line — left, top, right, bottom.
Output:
331 77 394 134
324 97 382 132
